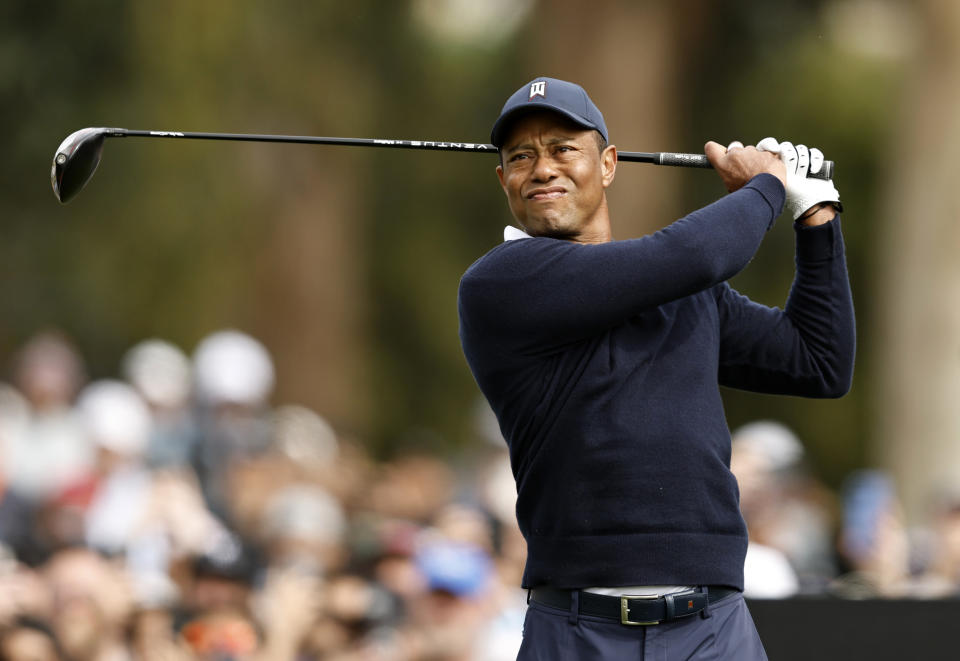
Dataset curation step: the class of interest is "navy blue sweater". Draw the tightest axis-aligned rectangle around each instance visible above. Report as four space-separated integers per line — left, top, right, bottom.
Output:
458 174 855 590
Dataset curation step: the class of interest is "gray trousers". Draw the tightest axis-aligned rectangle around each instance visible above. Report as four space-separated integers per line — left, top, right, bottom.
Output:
517 591 768 661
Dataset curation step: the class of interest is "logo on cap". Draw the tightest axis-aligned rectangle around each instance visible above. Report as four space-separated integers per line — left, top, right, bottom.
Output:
529 81 546 100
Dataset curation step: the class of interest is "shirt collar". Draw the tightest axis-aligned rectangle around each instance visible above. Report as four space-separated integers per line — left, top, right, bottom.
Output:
503 226 532 242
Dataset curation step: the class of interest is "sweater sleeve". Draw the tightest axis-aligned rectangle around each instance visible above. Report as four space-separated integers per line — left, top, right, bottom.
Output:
716 216 856 398
459 174 785 353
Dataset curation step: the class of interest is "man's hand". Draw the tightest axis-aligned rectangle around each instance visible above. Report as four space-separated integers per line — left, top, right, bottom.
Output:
705 140 786 193
757 137 841 223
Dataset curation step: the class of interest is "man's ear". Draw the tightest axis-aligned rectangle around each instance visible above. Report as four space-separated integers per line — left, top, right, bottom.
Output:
496 164 505 189
601 145 617 188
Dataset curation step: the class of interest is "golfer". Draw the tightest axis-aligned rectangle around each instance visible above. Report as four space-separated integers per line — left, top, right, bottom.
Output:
458 77 855 659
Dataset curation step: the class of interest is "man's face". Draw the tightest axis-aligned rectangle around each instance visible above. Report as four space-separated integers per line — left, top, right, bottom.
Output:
496 111 616 241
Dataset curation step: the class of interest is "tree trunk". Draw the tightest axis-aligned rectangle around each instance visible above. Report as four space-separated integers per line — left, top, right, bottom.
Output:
875 1 960 522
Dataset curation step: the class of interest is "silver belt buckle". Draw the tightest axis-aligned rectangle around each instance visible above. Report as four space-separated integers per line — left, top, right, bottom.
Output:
620 594 660 626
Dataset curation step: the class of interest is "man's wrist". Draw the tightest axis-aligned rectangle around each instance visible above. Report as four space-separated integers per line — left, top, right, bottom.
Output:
798 202 840 226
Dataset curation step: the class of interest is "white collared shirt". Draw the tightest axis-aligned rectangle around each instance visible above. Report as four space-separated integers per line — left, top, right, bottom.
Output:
504 226 531 241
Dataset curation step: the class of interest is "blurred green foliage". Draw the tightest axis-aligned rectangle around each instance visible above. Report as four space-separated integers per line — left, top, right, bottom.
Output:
0 0 905 482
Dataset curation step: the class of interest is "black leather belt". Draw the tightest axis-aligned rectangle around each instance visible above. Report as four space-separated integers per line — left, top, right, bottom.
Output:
529 586 739 626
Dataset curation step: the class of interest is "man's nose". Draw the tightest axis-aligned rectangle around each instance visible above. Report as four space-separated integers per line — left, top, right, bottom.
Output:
531 154 558 181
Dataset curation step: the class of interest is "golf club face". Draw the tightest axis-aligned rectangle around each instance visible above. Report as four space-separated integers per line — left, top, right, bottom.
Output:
51 128 107 204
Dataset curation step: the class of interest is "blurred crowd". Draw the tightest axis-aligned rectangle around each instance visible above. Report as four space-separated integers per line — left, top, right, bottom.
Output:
1 330 960 661
731 421 960 600
0 330 526 661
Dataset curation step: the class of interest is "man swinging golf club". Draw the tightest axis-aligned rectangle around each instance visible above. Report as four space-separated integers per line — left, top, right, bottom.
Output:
457 77 855 659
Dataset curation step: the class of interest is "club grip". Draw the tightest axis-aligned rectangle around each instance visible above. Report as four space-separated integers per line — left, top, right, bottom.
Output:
656 152 835 180
657 152 712 169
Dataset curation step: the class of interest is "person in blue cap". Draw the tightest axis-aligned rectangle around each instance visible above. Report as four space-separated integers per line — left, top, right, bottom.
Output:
458 77 855 659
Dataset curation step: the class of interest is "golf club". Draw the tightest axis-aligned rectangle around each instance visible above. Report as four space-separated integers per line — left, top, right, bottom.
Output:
51 127 835 204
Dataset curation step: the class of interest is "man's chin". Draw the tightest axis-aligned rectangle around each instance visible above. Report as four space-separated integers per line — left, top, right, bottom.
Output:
522 217 581 241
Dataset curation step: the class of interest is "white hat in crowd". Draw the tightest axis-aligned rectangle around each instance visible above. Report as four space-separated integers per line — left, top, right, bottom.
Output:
122 338 192 409
76 379 152 455
273 404 339 468
192 330 275 406
731 420 804 472
262 484 346 546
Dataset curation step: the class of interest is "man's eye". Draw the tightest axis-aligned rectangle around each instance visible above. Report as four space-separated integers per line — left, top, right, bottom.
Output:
556 145 574 153
510 153 529 162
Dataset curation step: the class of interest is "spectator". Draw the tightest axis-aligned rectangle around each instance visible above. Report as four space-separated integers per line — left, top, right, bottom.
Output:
830 470 913 598
0 388 42 563
182 532 260 616
2 332 92 503
127 606 188 661
731 420 837 594
913 487 960 597
43 548 134 661
364 455 455 523
0 558 53 626
177 606 261 661
70 380 190 607
270 405 339 474
222 405 344 547
122 339 196 471
260 484 347 575
0 616 65 661
74 380 153 556
192 330 276 521
135 469 233 606
403 539 497 660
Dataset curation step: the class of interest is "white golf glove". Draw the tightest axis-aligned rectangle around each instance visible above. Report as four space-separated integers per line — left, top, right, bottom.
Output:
757 137 840 220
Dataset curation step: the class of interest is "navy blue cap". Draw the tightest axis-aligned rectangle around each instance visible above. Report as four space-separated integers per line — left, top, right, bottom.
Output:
490 77 608 148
